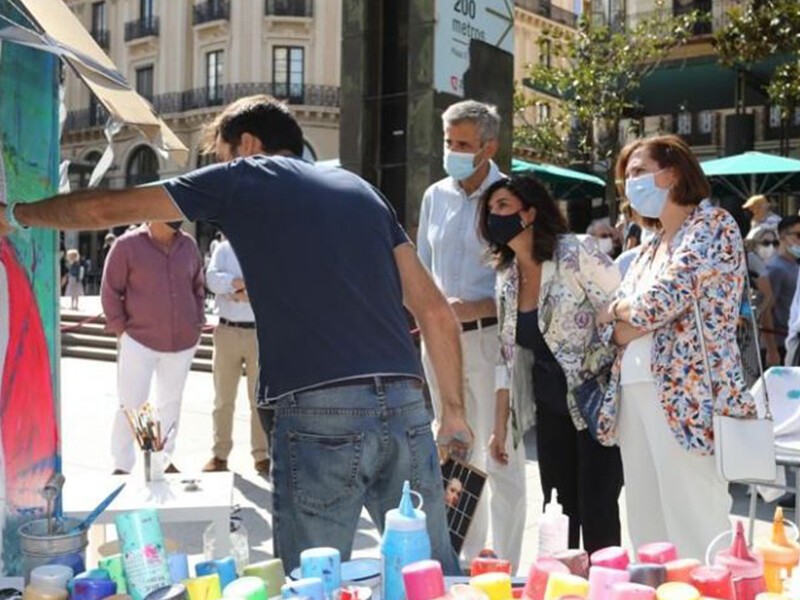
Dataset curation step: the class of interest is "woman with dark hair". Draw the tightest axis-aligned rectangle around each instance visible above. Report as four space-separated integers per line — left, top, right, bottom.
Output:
597 134 756 558
477 174 624 553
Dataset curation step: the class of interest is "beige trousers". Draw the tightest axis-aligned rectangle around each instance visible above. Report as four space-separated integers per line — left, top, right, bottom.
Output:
212 323 268 461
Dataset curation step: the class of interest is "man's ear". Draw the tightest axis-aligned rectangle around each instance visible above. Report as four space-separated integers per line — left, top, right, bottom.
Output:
484 138 499 160
239 133 265 157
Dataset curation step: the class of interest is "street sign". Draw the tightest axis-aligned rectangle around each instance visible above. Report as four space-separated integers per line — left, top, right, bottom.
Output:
434 0 514 96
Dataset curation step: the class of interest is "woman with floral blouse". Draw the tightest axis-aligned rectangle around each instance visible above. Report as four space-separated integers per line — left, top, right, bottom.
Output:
597 135 756 558
477 174 623 554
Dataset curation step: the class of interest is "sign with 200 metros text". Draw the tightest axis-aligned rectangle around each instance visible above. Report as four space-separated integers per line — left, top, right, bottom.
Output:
434 0 514 96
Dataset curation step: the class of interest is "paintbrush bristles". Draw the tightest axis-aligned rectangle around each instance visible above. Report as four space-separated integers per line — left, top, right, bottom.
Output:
125 405 165 452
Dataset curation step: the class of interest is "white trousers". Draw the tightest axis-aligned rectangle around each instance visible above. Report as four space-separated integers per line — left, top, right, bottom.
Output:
619 381 731 559
111 333 197 471
423 326 527 569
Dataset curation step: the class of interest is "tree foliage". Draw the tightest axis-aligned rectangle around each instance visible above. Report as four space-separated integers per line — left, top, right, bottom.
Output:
514 1 701 168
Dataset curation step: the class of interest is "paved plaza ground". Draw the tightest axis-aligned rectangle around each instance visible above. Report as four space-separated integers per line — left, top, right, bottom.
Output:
58 296 776 575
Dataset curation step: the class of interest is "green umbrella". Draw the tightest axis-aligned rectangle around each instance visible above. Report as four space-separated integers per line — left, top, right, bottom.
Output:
701 151 800 200
511 158 605 199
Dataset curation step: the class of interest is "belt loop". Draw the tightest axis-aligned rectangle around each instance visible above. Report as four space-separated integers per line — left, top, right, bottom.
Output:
373 376 385 397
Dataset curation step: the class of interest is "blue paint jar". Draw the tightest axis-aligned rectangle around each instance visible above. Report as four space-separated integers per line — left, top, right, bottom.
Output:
195 557 237 589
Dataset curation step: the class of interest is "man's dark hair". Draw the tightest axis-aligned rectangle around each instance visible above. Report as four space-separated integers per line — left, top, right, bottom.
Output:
778 216 800 235
203 94 304 157
477 174 569 269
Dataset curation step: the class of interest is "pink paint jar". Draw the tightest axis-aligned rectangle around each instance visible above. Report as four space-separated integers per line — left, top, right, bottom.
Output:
664 560 702 584
688 567 734 600
523 558 570 600
401 560 445 600
637 544 678 566
553 550 590 578
610 583 657 600
591 548 630 571
471 558 513 577
589 566 631 600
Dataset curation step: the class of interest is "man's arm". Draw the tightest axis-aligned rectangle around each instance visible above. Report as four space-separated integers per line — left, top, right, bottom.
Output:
2 186 181 234
206 244 244 295
100 242 129 336
394 242 473 452
448 297 497 322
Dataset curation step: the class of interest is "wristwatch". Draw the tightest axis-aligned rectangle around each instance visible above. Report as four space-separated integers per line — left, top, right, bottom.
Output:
4 199 29 231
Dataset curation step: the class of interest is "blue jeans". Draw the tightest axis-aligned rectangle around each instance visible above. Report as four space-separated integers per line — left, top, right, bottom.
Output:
270 376 460 574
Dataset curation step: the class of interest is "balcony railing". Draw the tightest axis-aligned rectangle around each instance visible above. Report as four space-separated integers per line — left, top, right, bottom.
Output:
125 15 159 41
515 0 579 28
193 0 230 25
91 28 110 50
624 0 745 35
265 0 313 18
64 83 340 132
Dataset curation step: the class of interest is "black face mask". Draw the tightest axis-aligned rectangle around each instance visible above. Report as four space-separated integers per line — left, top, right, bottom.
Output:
487 211 527 246
167 220 183 231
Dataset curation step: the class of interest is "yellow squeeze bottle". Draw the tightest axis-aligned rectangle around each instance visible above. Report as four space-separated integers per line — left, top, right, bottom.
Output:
755 508 800 593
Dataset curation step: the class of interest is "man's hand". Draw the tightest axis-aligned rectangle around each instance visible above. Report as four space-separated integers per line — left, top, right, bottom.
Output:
232 277 246 291
488 428 509 465
436 412 474 463
597 300 617 325
766 346 782 368
232 289 249 303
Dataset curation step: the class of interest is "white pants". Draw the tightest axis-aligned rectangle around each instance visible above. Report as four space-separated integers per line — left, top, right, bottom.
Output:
619 381 731 559
423 325 527 570
111 333 198 472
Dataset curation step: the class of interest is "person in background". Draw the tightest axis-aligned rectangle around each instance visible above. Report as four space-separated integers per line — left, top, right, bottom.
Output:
478 174 624 554
766 216 800 365
586 220 621 258
615 201 655 278
417 99 526 568
743 227 778 368
202 237 270 476
102 221 205 475
598 134 755 559
65 248 84 310
743 194 781 238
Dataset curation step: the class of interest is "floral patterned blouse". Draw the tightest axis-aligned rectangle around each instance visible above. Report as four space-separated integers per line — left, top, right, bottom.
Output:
598 202 757 454
496 234 621 439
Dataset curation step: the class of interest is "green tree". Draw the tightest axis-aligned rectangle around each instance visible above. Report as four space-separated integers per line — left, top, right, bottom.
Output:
715 0 800 155
515 2 701 215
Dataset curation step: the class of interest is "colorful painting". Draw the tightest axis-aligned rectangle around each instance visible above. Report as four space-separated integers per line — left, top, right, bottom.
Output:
0 30 61 575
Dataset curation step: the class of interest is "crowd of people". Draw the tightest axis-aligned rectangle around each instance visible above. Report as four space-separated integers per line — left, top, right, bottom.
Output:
0 94 788 572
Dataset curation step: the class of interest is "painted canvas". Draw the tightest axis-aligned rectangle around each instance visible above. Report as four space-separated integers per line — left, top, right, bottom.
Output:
0 31 61 575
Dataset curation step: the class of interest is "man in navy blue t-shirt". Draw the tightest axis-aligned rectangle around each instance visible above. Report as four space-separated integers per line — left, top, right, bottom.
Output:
4 95 472 572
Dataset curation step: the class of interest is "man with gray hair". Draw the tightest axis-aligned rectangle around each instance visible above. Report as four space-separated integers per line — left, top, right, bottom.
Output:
417 100 526 567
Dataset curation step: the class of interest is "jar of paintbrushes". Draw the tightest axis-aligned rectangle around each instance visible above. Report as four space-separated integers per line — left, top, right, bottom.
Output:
125 405 173 484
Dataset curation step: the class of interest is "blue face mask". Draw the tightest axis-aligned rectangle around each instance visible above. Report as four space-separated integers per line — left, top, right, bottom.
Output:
625 171 670 219
444 148 484 181
789 245 800 260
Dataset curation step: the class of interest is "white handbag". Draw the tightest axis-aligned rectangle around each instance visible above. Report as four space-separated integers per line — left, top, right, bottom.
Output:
693 292 777 483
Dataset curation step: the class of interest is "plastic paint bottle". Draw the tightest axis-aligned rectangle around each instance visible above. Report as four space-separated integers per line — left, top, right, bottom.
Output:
754 508 800 593
713 521 766 600
380 481 432 600
538 490 569 558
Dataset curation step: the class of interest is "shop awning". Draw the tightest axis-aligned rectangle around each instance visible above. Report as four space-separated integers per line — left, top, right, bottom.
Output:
511 158 605 198
701 151 800 200
0 0 187 166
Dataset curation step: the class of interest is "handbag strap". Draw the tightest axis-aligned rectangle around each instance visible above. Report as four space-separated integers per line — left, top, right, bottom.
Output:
692 274 772 420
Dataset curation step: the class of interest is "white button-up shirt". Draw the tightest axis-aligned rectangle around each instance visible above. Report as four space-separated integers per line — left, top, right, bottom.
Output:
206 240 256 323
417 162 502 301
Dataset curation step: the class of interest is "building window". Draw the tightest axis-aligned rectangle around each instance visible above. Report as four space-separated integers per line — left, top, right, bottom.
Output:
140 0 154 19
126 146 159 187
698 110 713 134
206 50 224 105
88 96 107 126
91 2 106 34
677 111 692 135
136 65 154 102
273 46 304 102
539 39 552 68
536 102 551 123
769 106 782 128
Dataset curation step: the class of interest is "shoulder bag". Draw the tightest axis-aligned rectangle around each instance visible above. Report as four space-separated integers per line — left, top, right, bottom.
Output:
693 279 776 483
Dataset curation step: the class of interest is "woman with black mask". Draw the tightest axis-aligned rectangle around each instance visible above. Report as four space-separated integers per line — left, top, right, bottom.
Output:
477 174 624 553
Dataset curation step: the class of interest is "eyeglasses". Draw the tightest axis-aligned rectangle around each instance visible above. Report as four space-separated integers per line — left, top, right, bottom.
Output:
759 241 779 247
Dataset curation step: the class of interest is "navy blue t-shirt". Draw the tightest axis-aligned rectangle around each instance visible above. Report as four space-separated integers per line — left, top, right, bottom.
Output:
163 156 423 401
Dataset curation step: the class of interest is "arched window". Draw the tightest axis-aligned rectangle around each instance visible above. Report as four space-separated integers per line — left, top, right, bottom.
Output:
126 146 159 186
